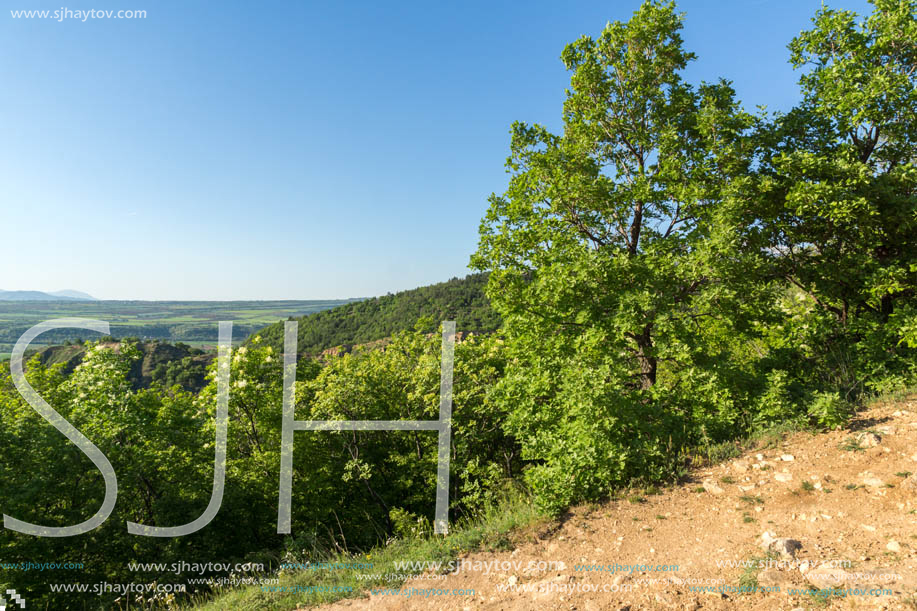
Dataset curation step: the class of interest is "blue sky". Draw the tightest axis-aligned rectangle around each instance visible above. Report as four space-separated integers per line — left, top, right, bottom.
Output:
0 0 872 300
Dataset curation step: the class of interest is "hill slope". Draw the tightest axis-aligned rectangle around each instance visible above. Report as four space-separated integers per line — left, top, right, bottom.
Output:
321 396 917 610
35 341 214 393
251 274 500 355
191 394 917 610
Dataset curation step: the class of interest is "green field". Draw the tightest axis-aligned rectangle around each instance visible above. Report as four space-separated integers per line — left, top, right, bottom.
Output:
0 300 359 359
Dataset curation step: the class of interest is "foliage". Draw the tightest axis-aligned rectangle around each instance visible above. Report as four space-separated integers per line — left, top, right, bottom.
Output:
0 342 214 608
293 326 517 543
470 0 770 512
754 0 917 394
253 274 501 356
0 327 515 609
806 391 853 428
468 0 916 513
33 340 214 393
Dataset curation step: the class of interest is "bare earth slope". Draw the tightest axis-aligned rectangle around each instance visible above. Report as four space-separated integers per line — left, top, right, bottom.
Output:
325 396 917 610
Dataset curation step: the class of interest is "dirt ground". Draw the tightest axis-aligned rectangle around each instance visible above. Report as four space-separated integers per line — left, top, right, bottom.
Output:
323 396 917 610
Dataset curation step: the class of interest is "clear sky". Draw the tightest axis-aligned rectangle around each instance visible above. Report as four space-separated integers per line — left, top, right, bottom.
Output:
0 0 873 300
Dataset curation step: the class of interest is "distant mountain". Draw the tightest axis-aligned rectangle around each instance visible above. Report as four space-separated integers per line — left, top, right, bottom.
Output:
0 289 95 301
49 290 97 300
251 273 501 355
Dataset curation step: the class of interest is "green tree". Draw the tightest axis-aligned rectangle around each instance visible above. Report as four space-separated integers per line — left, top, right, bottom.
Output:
291 325 515 545
0 344 216 608
755 0 917 392
471 0 763 511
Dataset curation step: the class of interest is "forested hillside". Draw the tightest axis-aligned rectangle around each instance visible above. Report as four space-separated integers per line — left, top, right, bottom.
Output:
252 274 500 355
34 340 213 393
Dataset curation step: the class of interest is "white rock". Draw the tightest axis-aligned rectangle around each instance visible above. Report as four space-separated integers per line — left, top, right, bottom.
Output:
775 472 793 483
703 479 725 495
902 474 917 490
806 566 850 588
860 472 886 488
765 537 803 558
781 454 795 462
887 540 901 553
855 431 881 447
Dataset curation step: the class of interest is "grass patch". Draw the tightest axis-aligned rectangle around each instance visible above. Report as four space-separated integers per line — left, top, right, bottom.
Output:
739 495 764 505
896 472 912 478
748 420 809 449
720 476 736 484
700 440 742 465
185 490 543 610
839 437 865 452
801 481 816 492
806 589 842 608
691 420 810 469
736 551 778 593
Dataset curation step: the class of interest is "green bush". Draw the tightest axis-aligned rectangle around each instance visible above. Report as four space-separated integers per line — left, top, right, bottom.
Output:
806 391 852 429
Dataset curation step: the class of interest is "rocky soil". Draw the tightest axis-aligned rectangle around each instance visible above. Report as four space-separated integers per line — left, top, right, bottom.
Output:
324 396 917 610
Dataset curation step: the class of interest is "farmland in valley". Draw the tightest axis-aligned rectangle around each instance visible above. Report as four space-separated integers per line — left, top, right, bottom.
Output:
0 299 359 360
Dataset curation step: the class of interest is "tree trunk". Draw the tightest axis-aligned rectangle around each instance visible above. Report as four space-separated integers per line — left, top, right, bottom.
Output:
635 323 656 390
880 293 893 324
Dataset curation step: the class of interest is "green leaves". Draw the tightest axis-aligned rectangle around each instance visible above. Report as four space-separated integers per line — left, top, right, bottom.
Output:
472 0 767 512
303 328 516 524
757 0 917 392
